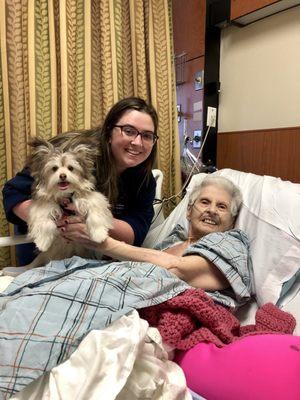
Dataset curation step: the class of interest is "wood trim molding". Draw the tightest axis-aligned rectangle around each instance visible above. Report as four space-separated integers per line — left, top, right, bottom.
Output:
217 126 300 183
230 0 279 20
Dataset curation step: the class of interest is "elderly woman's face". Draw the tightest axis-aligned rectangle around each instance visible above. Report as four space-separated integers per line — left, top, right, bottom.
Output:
187 185 235 239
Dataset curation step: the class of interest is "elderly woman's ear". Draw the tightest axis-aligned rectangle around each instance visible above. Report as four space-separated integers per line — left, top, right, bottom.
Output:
186 205 192 221
230 217 236 229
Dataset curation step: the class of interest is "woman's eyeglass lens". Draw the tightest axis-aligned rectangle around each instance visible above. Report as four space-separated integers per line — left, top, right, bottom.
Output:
114 125 158 144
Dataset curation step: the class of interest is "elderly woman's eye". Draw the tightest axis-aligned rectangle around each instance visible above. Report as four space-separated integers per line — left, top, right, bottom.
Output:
52 166 58 172
68 166 74 171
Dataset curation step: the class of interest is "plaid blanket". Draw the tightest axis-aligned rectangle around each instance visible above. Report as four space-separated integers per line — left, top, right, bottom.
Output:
0 256 189 399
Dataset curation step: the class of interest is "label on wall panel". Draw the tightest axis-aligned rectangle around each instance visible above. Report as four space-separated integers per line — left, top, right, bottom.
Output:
193 111 202 122
193 101 203 112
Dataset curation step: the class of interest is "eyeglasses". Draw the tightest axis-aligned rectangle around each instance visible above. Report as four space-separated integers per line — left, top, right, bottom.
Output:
114 124 158 145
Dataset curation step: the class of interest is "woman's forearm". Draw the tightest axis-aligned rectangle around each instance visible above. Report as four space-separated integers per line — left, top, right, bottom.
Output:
99 237 176 268
12 200 32 222
109 218 135 245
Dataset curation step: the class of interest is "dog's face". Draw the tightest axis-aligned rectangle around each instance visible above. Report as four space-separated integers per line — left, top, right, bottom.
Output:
42 151 95 196
28 139 97 200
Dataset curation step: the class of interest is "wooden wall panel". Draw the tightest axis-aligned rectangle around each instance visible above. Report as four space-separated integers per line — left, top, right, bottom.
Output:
231 0 278 20
217 127 300 183
172 0 206 60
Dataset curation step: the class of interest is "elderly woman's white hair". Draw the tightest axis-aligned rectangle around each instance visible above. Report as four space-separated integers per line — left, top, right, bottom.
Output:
188 175 243 217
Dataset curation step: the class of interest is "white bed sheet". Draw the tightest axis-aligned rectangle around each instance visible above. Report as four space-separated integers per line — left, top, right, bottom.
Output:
8 310 191 400
0 275 13 292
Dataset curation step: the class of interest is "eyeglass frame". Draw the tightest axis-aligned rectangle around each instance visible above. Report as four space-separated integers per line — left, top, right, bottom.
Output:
113 124 159 145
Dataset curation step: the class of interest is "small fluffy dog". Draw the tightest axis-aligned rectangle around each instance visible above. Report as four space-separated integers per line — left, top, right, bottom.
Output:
24 137 113 270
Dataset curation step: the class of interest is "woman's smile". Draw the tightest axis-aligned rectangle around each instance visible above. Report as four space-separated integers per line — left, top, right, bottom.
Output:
201 217 217 225
125 148 142 156
110 110 155 173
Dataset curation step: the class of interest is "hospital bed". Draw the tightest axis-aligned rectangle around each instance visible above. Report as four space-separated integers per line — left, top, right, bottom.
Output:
0 168 299 399
145 168 300 333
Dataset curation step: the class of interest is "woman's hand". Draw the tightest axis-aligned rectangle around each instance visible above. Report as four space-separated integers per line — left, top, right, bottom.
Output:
56 200 87 241
56 198 76 228
56 200 108 251
58 213 105 252
59 215 88 241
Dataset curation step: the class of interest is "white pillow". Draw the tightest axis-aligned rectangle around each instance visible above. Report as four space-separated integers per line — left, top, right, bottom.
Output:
144 169 300 306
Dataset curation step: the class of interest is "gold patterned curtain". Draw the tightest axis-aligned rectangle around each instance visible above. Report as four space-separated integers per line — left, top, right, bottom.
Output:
0 0 181 268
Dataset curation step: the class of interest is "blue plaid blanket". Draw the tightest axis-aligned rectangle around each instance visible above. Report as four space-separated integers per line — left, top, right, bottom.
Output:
0 256 189 399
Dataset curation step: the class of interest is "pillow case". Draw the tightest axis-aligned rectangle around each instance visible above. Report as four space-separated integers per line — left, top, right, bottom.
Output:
144 169 300 306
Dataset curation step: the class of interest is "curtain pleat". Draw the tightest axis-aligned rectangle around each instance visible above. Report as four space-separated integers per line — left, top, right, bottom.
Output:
59 0 69 132
0 3 13 267
90 0 103 126
35 0 53 138
4 1 29 173
148 0 181 212
130 0 148 98
0 0 181 267
84 0 92 128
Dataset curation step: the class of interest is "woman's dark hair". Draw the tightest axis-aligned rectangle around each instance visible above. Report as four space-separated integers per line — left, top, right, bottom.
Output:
45 97 158 205
45 128 99 153
95 97 158 205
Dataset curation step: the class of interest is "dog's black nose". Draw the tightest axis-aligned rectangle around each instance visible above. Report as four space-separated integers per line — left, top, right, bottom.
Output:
59 173 67 181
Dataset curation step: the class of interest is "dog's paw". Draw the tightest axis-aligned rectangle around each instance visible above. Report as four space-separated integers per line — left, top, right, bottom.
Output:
90 227 109 243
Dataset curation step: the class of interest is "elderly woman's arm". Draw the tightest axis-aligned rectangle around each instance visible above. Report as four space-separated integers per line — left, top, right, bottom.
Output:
60 219 229 291
99 237 229 291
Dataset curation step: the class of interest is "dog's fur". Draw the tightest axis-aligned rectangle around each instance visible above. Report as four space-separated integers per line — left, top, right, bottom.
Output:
25 137 113 270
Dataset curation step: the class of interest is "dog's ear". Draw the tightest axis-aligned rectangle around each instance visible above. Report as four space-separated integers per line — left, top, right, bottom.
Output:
28 137 54 153
26 138 55 175
70 144 96 172
70 136 99 155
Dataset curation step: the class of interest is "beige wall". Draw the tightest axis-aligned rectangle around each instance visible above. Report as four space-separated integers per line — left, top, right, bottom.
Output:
219 6 300 132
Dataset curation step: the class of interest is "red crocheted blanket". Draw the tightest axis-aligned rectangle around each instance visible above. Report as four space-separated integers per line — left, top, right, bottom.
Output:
139 289 296 350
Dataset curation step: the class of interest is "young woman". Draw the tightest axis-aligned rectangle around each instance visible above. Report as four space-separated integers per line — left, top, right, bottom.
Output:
2 97 159 265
